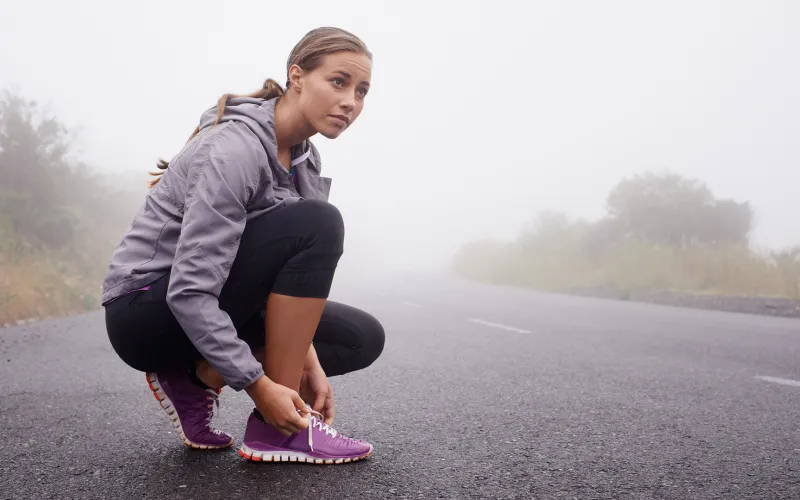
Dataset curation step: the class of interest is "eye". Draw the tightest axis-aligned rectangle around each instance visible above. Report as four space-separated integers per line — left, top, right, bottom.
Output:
356 87 368 98
331 77 345 87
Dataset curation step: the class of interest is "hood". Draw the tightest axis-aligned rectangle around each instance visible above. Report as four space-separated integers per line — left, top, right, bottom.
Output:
197 96 319 172
198 96 279 158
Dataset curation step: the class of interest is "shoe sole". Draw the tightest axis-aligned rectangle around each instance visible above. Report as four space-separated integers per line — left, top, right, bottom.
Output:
145 373 233 450
237 443 373 465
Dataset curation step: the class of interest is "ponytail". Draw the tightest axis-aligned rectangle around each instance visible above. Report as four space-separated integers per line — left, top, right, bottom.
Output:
148 78 285 188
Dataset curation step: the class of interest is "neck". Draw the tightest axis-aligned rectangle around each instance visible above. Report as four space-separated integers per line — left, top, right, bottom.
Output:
274 95 316 155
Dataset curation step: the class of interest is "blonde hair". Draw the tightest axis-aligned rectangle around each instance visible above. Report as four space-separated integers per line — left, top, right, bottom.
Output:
149 27 371 188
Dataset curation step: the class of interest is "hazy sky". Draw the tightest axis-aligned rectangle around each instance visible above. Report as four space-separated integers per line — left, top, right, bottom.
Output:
1 1 797 274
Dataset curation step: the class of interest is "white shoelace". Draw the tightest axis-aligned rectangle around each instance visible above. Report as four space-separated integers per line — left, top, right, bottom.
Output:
303 408 338 451
205 389 224 435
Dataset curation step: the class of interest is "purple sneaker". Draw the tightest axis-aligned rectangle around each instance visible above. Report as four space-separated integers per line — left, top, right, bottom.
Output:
146 369 234 450
238 408 373 464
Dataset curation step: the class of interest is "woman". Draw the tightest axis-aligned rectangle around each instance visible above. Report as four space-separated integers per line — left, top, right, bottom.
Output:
101 27 383 465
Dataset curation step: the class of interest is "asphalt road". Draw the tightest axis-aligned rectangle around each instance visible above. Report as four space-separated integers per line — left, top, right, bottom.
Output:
2 273 800 499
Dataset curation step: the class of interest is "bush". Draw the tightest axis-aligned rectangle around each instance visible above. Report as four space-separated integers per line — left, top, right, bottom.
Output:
0 89 146 324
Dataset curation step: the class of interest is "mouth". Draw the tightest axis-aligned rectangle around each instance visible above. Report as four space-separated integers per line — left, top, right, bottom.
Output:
330 115 350 127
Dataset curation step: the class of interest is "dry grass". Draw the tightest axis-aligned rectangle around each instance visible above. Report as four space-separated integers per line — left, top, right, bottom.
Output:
0 192 131 324
0 245 107 325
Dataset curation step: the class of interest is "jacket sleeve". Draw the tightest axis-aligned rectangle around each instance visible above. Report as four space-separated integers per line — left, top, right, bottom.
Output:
166 129 265 391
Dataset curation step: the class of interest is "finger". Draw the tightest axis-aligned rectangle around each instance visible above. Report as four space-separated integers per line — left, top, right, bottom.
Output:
266 415 293 436
324 394 335 425
287 412 309 433
288 402 310 430
313 391 326 413
277 412 306 435
292 392 310 414
276 424 294 437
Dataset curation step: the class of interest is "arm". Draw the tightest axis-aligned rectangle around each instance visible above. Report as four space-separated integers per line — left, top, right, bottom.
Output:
165 132 264 391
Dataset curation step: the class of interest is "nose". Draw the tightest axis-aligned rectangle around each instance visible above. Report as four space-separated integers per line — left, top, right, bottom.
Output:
339 92 356 113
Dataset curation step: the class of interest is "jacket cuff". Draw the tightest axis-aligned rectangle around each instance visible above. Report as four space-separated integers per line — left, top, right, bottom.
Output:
227 362 265 392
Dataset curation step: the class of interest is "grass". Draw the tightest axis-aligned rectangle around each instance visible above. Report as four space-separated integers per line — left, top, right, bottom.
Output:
0 244 109 325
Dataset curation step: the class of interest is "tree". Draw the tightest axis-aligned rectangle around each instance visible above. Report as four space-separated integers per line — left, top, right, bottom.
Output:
0 90 78 248
518 211 587 253
605 170 752 246
697 199 753 245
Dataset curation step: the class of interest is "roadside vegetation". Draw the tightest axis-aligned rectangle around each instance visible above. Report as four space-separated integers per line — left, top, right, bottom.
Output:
0 89 145 324
453 171 800 301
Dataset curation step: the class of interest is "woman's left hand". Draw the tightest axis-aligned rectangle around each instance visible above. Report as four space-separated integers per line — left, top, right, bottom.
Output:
299 365 335 425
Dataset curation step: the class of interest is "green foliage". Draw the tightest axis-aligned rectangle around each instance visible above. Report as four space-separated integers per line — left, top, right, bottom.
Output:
454 171 799 300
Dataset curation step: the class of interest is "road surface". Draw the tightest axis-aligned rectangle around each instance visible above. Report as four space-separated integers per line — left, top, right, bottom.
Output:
2 273 800 499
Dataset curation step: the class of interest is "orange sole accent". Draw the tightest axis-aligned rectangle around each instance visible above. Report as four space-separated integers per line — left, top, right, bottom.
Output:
237 445 373 465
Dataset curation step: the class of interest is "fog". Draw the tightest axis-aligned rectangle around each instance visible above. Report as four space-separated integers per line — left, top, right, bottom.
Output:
1 0 797 277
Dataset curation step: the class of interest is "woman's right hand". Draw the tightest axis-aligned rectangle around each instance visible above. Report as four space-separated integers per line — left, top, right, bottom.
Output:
245 376 310 436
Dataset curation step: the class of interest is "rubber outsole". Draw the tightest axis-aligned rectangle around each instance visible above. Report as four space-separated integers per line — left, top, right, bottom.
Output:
145 372 233 450
237 443 373 465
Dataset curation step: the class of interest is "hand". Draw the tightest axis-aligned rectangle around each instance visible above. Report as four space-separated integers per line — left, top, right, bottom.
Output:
245 376 309 436
299 366 335 425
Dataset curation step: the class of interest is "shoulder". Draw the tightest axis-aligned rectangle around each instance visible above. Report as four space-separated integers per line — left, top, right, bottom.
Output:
193 121 262 163
186 122 268 186
185 123 264 194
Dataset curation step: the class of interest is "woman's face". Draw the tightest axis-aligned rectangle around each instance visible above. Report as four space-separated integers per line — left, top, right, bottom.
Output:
292 51 372 139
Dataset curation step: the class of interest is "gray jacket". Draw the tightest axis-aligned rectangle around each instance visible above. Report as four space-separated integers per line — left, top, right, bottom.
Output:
101 97 332 391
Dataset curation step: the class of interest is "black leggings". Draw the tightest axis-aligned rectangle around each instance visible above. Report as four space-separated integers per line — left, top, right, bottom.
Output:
104 199 385 379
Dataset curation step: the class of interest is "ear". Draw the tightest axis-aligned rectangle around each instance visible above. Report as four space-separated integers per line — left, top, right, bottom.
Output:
287 64 304 91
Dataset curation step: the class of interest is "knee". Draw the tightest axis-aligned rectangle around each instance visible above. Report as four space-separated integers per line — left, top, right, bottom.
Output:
352 313 385 371
300 200 344 249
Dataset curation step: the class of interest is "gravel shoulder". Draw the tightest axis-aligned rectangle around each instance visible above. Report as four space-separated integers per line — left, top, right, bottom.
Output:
560 285 800 319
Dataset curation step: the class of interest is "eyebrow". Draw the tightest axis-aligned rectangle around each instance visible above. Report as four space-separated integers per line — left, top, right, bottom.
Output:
333 70 370 87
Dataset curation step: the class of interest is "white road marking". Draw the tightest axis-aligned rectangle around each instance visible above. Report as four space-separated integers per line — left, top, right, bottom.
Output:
402 301 423 308
468 318 532 334
754 375 800 387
